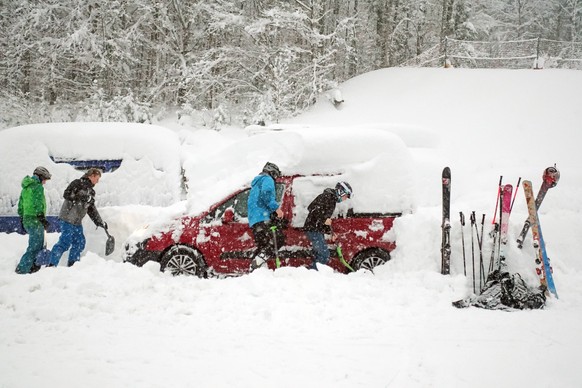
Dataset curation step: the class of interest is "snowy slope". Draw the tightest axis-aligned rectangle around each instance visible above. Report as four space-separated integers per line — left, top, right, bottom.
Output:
1 68 582 388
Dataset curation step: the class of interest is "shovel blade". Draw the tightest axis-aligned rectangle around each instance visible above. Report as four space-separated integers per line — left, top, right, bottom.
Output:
105 234 115 256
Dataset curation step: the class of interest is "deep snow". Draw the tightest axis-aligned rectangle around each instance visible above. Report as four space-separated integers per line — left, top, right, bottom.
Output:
1 68 582 388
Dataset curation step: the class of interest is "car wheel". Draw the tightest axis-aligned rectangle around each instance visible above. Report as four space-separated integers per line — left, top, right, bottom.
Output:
160 245 207 278
351 249 390 272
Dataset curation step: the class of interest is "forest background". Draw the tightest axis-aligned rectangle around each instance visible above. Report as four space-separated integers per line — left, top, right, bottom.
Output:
1 0 581 129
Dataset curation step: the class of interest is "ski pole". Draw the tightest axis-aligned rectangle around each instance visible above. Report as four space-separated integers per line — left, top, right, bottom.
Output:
459 212 466 276
471 211 480 288
270 225 281 268
491 176 503 224
510 177 521 212
470 212 476 293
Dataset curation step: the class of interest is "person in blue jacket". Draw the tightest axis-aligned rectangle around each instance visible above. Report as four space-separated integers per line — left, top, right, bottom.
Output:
247 162 283 271
15 166 52 274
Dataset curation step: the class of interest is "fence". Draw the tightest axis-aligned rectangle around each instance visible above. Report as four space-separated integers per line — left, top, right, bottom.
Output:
399 37 582 70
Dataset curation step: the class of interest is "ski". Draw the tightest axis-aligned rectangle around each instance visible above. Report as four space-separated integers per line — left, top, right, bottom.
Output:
497 184 513 270
488 176 503 274
517 166 560 248
441 167 451 275
523 180 558 298
536 220 558 298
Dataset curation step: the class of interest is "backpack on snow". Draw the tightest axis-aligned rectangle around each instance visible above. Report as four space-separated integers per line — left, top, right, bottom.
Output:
453 270 546 310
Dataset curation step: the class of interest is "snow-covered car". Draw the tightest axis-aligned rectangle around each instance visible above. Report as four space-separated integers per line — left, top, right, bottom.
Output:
124 174 401 277
0 122 182 233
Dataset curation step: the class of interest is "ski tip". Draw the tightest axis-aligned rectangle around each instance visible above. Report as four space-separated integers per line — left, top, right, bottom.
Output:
442 167 451 186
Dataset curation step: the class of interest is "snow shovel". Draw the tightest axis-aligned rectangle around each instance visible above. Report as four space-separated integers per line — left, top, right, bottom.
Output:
104 227 115 256
336 245 354 272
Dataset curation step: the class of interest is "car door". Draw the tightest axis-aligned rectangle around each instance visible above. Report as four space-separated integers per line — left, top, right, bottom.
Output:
199 183 286 275
197 189 254 275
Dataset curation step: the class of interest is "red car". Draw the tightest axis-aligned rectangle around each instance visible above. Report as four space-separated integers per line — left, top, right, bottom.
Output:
123 175 400 277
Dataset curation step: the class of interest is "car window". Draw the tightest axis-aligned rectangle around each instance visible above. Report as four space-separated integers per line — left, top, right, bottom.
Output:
207 197 235 221
275 183 285 203
291 176 348 227
233 190 250 218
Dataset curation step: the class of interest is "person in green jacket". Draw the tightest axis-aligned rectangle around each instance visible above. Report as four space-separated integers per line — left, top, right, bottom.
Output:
15 166 52 274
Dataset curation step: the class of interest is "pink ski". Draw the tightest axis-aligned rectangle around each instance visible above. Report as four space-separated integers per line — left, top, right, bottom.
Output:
496 184 513 269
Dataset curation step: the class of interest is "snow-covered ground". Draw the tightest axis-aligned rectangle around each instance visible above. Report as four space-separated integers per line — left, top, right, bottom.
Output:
1 68 582 388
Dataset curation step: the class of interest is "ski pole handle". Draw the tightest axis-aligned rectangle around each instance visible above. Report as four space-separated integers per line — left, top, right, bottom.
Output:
459 212 465 226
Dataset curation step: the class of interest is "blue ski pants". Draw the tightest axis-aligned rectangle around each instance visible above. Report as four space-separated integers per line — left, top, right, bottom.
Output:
306 231 330 269
49 221 86 267
15 223 44 274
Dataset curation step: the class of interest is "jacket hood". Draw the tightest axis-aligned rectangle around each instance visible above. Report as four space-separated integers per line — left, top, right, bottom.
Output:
80 176 95 187
251 173 270 187
21 175 40 189
323 187 337 197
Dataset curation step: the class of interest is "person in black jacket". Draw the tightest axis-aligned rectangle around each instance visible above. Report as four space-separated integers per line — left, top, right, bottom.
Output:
303 181 352 269
49 168 108 267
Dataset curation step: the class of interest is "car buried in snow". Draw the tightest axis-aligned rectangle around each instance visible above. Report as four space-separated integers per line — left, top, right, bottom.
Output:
123 175 401 277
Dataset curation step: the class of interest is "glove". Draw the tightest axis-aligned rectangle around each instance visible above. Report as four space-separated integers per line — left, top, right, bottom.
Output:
37 214 49 230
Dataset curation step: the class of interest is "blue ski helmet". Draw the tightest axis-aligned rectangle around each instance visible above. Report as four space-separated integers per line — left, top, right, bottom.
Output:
335 181 352 199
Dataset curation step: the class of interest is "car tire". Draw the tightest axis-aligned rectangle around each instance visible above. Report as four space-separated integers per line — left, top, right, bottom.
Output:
160 245 207 278
351 249 390 272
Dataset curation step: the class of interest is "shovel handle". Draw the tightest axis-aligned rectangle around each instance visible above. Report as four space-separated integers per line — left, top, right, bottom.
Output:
102 226 112 237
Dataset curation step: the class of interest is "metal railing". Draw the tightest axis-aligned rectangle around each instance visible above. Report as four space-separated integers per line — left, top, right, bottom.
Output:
399 37 582 70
